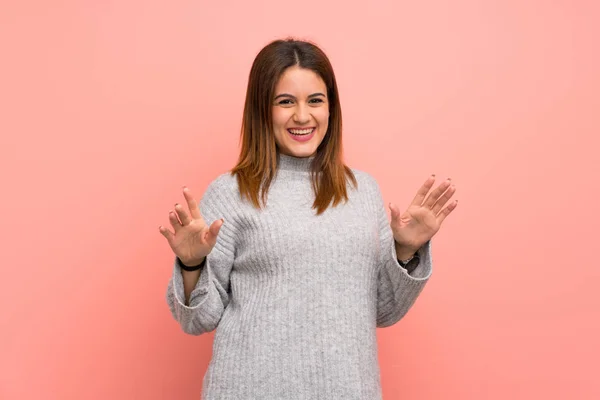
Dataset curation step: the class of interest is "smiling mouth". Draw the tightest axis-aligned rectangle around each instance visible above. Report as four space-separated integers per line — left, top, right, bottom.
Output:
287 128 315 136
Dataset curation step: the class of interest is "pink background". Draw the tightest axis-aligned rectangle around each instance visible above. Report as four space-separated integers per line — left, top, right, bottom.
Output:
1 0 599 399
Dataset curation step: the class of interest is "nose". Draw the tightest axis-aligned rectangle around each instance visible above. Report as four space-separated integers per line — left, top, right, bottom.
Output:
293 103 310 124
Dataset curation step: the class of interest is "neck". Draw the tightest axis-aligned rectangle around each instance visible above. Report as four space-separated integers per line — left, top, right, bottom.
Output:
277 152 314 172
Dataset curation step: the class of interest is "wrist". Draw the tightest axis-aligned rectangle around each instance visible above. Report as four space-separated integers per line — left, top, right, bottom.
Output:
395 242 417 261
178 256 206 271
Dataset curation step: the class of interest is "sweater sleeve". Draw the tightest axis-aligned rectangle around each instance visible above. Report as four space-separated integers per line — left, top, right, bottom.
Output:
369 177 434 328
166 176 237 335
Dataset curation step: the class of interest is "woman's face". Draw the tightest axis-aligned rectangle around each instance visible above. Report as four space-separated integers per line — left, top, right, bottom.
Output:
272 66 329 158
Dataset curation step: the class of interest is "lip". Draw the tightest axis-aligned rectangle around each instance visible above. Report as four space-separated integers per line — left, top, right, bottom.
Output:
287 127 316 142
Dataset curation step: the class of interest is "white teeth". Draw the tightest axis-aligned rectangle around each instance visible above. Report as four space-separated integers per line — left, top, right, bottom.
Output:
288 128 314 135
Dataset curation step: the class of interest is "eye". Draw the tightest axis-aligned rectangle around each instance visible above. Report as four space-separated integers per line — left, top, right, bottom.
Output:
309 98 324 104
277 99 293 105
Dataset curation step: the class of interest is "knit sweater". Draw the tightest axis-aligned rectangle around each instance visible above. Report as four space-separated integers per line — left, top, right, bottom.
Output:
166 153 433 400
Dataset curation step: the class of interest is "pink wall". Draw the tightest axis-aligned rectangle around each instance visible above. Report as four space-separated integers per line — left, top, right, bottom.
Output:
1 1 599 399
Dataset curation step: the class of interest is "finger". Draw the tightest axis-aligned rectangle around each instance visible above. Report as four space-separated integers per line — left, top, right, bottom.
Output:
174 203 191 226
182 186 202 220
158 225 175 246
431 184 456 214
436 200 458 224
423 178 452 209
168 210 182 232
409 175 437 207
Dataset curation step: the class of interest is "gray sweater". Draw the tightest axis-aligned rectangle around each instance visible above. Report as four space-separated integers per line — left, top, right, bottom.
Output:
166 153 433 399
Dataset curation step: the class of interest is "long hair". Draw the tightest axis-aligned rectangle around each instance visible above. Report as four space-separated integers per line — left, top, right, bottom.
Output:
231 38 357 215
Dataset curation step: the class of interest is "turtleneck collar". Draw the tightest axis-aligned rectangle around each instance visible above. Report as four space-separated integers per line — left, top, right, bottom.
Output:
277 153 314 172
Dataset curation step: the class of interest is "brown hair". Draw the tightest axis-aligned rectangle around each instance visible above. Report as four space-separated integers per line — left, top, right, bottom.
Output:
231 38 357 215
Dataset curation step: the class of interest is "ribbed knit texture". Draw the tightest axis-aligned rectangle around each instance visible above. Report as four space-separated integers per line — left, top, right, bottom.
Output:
166 153 433 400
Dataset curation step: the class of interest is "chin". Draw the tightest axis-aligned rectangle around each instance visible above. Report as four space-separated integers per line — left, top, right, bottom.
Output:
280 145 319 158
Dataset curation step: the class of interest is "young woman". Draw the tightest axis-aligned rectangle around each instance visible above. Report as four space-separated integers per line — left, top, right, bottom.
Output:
160 38 457 399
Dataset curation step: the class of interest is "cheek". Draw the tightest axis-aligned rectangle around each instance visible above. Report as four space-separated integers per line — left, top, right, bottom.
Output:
317 109 330 128
272 109 288 128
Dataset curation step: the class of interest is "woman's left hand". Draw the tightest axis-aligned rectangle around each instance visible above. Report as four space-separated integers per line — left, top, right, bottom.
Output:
388 175 458 255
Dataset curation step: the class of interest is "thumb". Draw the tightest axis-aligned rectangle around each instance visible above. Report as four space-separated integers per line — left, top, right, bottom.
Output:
388 202 400 222
206 218 224 245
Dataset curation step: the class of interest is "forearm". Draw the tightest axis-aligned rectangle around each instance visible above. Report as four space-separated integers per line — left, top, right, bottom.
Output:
167 255 225 335
180 257 205 305
376 240 433 327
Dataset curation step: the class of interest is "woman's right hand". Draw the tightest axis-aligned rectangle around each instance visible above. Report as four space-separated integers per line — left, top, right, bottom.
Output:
159 186 224 267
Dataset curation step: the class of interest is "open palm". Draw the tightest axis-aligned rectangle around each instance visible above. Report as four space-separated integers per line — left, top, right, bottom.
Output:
389 175 458 252
158 186 224 266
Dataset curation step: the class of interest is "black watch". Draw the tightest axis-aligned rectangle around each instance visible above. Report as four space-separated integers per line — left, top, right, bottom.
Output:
398 254 420 273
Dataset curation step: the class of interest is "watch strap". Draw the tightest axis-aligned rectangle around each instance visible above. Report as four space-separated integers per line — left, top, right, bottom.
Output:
177 256 206 272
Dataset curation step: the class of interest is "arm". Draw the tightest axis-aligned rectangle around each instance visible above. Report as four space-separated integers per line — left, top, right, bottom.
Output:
166 179 236 335
370 178 433 328
175 256 205 305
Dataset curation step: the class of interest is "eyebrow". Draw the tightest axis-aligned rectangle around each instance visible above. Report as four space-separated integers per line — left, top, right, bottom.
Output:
273 92 326 100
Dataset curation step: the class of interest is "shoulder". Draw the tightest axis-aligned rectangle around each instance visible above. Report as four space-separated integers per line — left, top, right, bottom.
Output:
201 171 240 206
346 168 385 212
198 171 241 221
349 168 381 193
205 171 238 193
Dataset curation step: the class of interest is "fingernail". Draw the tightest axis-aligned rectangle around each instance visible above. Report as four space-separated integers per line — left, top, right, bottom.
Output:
221 218 225 222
